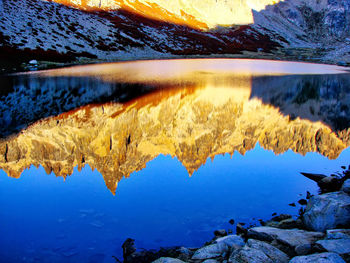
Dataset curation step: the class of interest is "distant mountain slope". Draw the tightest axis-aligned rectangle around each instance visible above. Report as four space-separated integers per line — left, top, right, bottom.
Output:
0 0 279 61
0 0 349 64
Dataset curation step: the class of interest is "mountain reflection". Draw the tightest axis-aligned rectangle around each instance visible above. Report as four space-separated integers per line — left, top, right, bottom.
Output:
0 59 349 193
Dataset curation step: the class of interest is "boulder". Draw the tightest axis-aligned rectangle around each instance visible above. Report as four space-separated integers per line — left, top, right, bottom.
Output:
214 235 245 249
318 177 342 193
192 243 229 260
341 179 350 194
316 239 350 255
246 239 289 262
229 247 273 263
326 229 350 239
247 227 324 248
289 252 346 263
302 192 350 232
202 260 219 263
294 244 312 256
152 258 186 263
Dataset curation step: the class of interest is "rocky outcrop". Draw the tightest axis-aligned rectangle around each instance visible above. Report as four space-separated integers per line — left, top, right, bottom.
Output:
247 227 324 249
289 252 346 263
302 192 350 232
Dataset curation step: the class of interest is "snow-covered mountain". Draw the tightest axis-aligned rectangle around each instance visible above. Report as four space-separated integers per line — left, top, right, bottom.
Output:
0 0 349 64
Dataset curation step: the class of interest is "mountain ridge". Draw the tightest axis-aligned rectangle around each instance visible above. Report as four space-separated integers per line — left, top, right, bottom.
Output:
1 0 349 66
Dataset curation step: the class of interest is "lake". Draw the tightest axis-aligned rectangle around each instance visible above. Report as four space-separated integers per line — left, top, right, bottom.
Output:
0 59 349 263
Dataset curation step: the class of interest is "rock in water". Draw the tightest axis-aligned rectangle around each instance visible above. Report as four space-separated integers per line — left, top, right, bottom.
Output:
300 173 327 183
341 179 350 194
289 252 346 263
192 243 229 260
302 192 350 232
214 235 245 249
246 239 289 263
122 238 136 261
318 177 343 193
214 229 227 237
152 258 185 263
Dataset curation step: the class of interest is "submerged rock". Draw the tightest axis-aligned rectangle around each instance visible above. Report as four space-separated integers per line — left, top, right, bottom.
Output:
302 192 350 232
289 252 346 263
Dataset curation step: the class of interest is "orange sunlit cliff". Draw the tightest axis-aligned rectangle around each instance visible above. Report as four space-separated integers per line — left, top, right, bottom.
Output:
48 0 284 30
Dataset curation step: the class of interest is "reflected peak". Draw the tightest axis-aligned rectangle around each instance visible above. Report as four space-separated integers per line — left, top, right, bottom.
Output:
0 85 348 193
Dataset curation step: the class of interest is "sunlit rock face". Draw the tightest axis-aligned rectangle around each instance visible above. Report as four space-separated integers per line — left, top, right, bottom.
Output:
0 0 280 61
0 83 348 194
51 0 283 29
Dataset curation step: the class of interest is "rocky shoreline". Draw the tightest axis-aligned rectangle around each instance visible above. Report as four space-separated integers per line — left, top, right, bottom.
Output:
117 167 350 263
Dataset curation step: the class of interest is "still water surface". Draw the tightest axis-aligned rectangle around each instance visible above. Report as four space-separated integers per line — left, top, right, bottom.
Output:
0 59 349 262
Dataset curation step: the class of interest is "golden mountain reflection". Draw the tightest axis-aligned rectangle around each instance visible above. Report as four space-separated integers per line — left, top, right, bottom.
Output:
0 71 349 193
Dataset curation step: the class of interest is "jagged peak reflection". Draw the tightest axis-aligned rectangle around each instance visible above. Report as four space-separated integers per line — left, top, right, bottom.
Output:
0 85 347 194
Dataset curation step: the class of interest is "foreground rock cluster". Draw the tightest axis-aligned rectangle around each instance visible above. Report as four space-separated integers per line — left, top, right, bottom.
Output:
120 177 350 263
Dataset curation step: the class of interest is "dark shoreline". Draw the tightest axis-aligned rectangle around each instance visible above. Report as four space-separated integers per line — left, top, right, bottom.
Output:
1 48 349 75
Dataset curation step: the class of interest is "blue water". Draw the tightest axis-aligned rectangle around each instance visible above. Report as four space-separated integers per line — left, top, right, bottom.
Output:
0 144 349 263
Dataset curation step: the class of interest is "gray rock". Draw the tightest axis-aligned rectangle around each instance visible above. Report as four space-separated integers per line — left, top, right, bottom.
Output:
326 229 350 239
215 235 245 249
289 252 346 263
303 192 350 232
203 260 219 263
295 244 312 256
316 239 350 255
341 179 350 194
229 247 273 263
192 243 228 260
247 226 324 248
152 257 186 263
246 239 289 262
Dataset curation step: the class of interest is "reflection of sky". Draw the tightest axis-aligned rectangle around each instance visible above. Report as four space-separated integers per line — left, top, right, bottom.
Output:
0 144 349 263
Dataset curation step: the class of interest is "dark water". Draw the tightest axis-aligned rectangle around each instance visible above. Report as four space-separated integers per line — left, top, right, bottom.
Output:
0 59 349 262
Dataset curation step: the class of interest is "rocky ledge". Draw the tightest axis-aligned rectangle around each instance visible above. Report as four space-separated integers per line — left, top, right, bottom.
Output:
117 168 350 263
